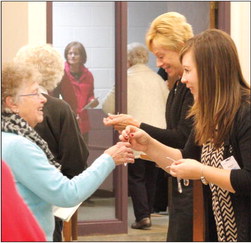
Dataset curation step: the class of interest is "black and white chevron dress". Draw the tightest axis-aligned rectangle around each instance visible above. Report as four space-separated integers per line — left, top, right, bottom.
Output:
201 141 238 242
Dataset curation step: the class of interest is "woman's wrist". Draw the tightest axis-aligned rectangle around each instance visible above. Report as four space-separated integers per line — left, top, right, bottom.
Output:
200 164 209 185
144 137 157 155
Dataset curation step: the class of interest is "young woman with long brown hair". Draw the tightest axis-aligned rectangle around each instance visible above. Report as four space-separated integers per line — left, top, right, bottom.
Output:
119 29 250 241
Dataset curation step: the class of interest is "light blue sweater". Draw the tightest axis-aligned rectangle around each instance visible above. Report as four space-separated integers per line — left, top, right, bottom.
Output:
2 132 115 241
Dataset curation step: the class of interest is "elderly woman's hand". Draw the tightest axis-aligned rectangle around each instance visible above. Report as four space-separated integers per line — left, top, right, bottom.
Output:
119 125 152 153
104 142 135 166
169 159 202 180
103 113 140 131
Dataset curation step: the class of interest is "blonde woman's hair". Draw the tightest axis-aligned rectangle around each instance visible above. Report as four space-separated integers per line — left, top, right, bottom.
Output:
2 61 42 111
15 44 64 92
180 29 250 148
127 42 149 67
146 12 193 52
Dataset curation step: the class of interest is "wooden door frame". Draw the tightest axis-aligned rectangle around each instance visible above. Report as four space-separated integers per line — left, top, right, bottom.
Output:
46 1 128 235
217 1 231 34
209 1 230 33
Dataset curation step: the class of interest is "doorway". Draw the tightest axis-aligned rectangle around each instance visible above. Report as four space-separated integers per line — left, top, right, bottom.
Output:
47 1 213 237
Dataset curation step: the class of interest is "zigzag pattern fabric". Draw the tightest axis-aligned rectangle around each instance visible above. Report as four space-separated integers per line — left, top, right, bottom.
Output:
201 141 237 242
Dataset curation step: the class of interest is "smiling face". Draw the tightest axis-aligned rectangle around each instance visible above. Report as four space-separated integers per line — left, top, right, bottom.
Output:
181 50 198 100
152 40 184 79
16 81 47 127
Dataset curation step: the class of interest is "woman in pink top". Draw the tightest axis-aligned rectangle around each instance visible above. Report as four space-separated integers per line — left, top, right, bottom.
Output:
53 41 99 142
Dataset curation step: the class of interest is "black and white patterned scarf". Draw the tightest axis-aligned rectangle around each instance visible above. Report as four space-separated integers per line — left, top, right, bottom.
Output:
201 141 237 242
2 111 61 170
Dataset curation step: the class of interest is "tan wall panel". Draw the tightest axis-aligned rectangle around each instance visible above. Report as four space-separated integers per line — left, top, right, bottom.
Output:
2 2 28 62
231 2 250 83
28 2 46 44
2 2 46 63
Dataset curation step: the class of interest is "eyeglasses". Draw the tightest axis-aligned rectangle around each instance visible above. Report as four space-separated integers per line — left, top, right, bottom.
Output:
19 90 43 98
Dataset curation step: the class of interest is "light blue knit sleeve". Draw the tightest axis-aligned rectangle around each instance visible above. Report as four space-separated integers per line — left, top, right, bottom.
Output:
3 133 116 207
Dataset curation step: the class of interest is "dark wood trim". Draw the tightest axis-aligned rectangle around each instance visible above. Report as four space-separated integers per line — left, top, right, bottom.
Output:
114 0 128 229
210 2 217 29
115 2 127 114
78 219 127 235
217 1 231 34
193 181 205 241
46 2 53 43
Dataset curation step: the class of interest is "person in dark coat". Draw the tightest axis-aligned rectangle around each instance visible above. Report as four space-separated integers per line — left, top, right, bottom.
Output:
104 12 196 241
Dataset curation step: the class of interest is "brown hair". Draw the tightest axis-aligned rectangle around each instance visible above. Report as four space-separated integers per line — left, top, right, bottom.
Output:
180 29 250 147
64 41 87 64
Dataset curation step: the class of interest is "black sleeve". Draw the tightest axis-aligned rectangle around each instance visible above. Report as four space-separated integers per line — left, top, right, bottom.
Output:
57 101 89 178
35 95 89 179
140 89 193 149
180 129 201 161
230 103 251 195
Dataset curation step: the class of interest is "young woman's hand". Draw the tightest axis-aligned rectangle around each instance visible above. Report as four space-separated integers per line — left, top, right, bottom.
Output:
169 159 202 180
119 125 152 153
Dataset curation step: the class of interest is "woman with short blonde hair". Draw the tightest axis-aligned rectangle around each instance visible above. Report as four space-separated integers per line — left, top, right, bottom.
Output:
104 12 195 241
146 12 193 52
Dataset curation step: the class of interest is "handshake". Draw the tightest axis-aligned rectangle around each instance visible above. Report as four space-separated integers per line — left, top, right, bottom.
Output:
103 113 142 166
103 113 150 155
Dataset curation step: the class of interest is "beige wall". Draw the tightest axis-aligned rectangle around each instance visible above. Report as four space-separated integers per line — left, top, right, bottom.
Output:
28 2 47 45
2 2 46 63
2 1 250 84
2 2 28 62
231 2 250 83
